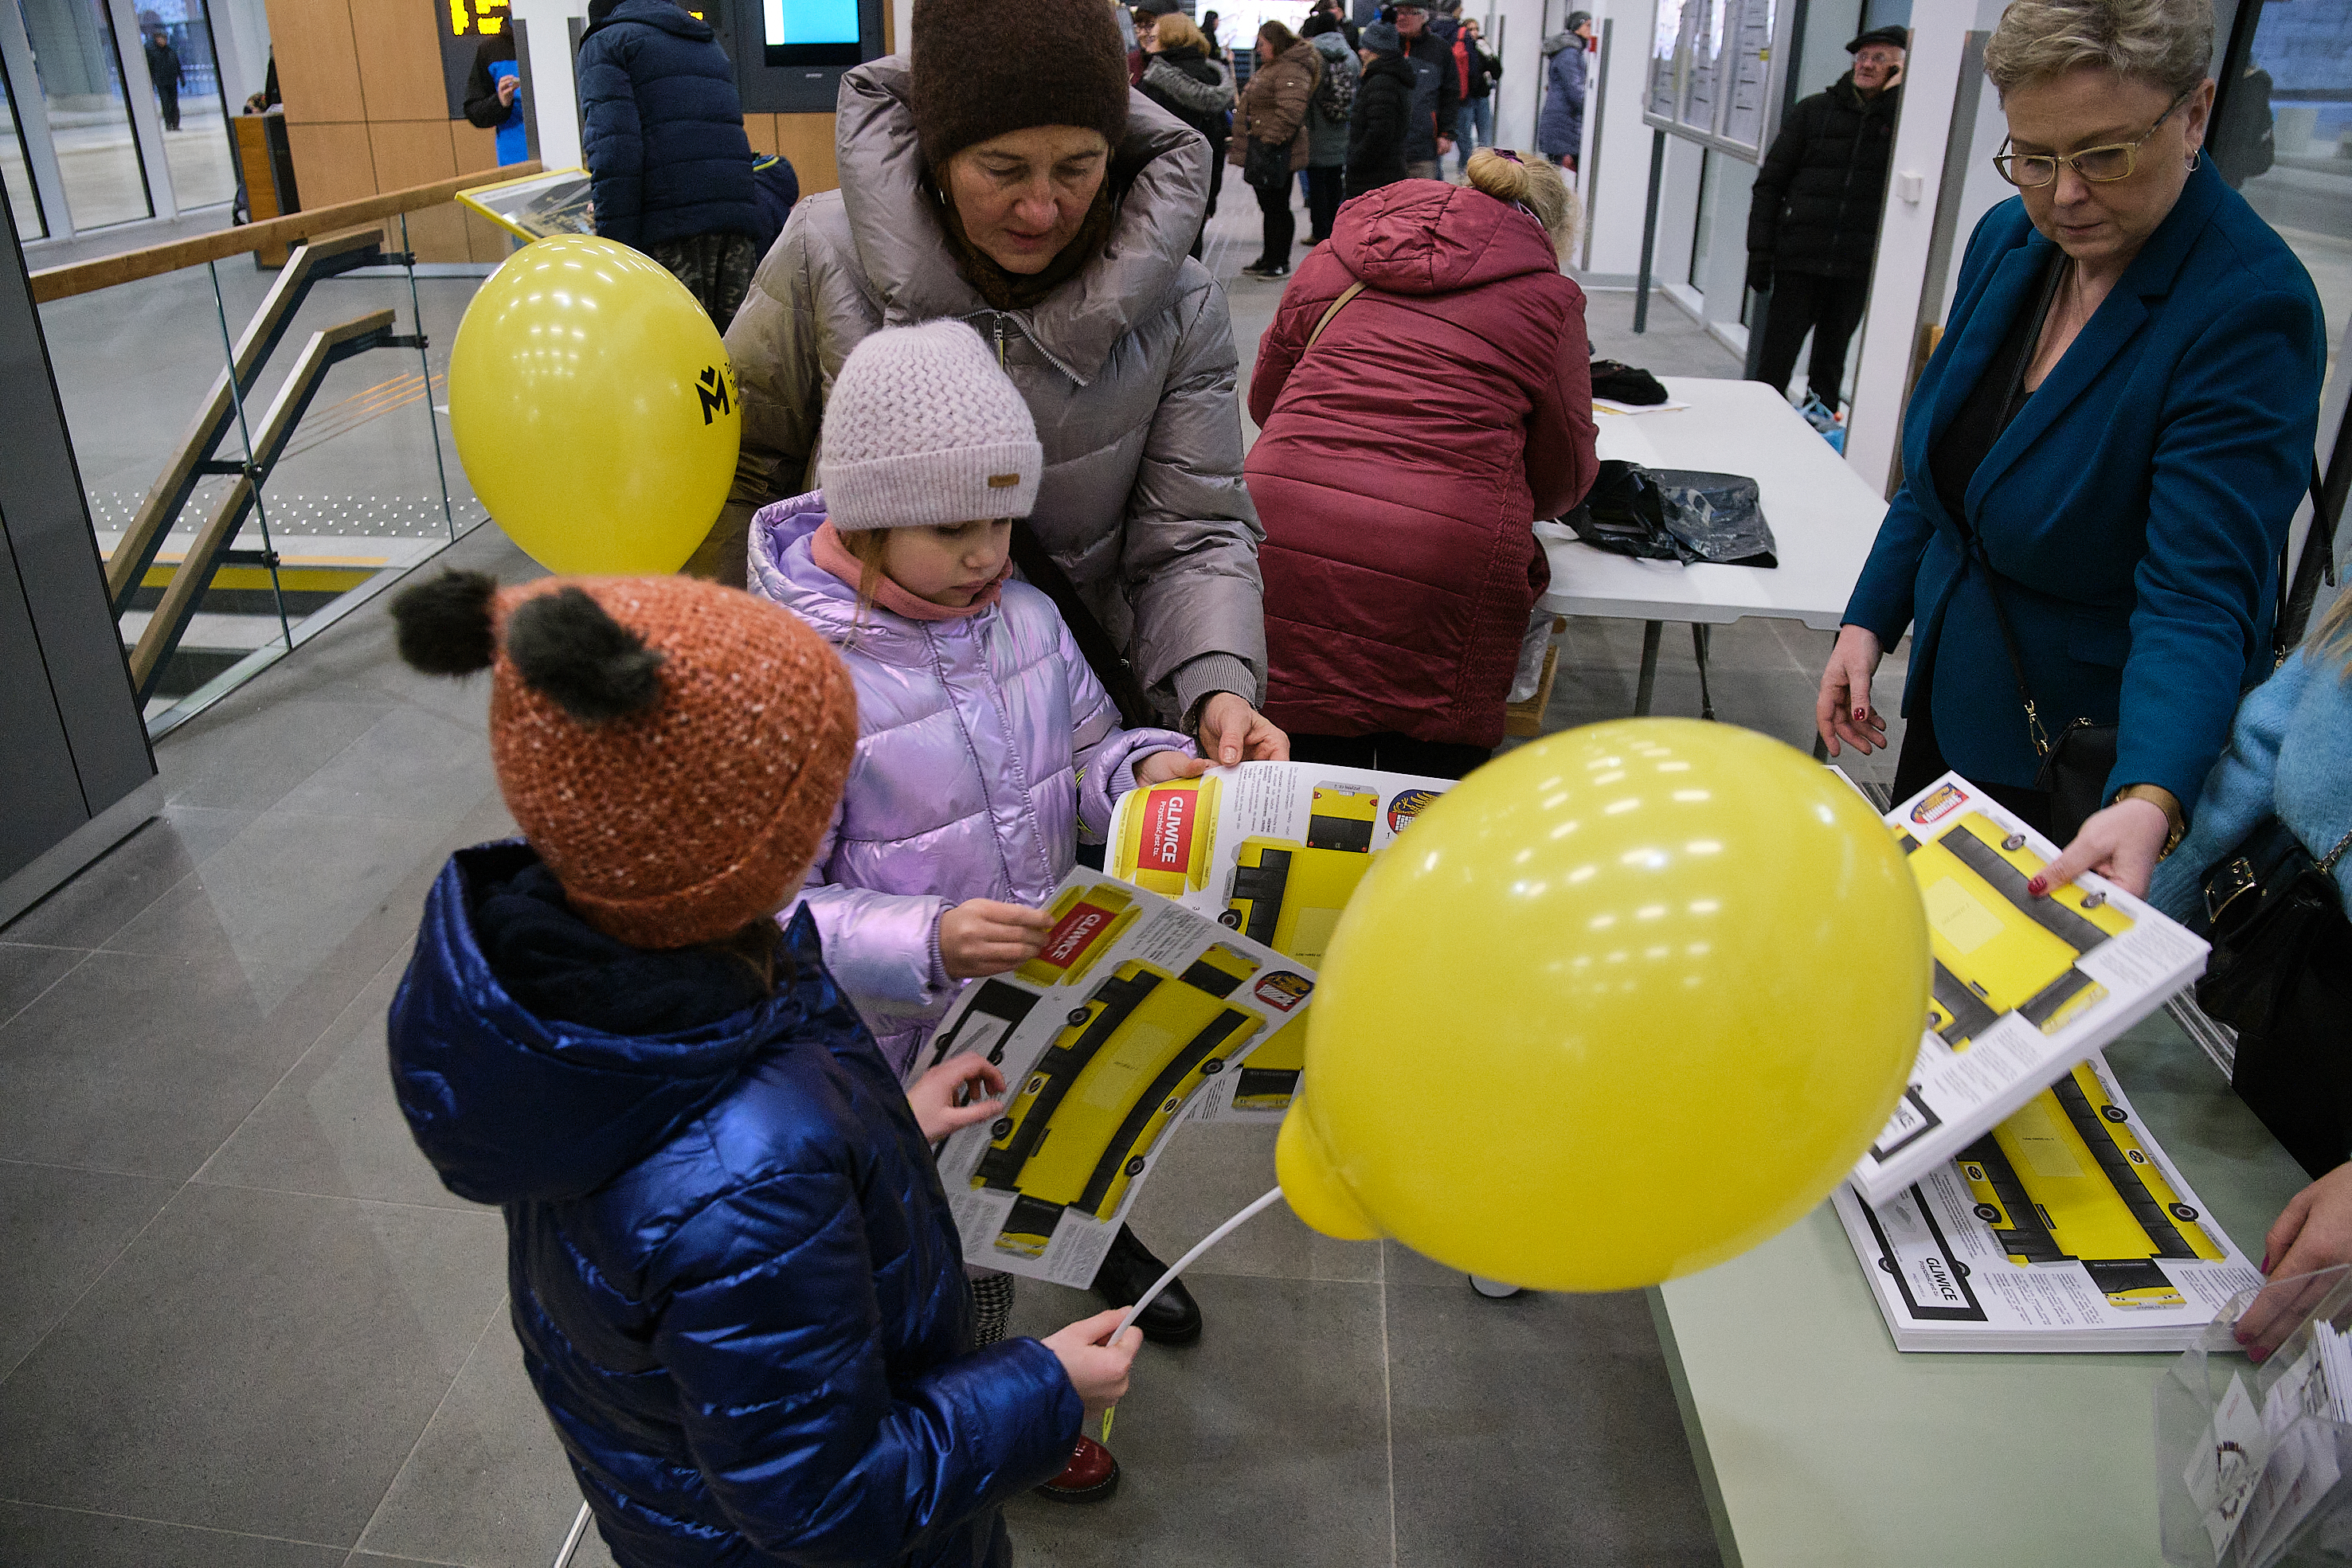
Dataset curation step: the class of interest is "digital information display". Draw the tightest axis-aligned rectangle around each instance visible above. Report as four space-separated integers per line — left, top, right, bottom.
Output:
765 0 862 64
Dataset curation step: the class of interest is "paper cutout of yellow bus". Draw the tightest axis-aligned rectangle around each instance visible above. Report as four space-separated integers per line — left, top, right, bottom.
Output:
1956 1061 2223 1310
976 946 1265 1250
1900 813 2132 1050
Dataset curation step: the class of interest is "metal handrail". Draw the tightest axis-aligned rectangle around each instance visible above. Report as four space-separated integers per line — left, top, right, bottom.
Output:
29 162 541 303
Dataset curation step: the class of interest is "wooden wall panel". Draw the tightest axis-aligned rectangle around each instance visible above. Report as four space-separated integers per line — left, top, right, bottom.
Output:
399 201 475 264
284 120 378 209
370 120 460 189
742 114 780 158
265 0 364 126
450 120 499 174
464 210 517 263
348 0 452 121
446 123 515 263
777 115 837 194
370 121 467 261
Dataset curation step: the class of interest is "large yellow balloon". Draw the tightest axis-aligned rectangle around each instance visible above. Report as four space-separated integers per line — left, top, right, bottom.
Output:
448 236 740 574
1277 719 1928 1291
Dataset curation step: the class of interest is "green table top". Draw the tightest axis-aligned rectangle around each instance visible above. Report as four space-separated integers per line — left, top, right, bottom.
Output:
1651 1012 2310 1568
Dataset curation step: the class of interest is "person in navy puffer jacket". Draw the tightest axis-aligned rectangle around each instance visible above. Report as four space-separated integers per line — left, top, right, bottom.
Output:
577 0 763 326
383 567 1138 1568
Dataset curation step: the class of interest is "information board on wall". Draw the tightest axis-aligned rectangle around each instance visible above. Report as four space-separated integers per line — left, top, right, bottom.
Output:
1645 0 1779 160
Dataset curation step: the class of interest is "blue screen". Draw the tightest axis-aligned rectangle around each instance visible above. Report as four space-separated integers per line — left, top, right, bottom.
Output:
765 0 859 45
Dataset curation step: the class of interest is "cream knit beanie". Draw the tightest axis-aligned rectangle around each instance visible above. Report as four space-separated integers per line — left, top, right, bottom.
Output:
818 320 1043 532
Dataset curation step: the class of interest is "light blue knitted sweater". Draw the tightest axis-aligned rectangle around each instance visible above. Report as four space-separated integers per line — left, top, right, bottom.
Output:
2149 647 2352 925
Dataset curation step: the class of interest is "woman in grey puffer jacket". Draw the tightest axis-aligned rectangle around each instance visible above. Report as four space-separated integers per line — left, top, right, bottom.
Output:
711 0 1286 771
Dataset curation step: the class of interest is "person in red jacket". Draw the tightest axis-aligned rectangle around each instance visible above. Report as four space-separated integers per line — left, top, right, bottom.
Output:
1246 149 1598 779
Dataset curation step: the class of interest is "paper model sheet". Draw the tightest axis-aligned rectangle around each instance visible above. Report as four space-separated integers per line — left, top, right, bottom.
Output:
1833 1052 2261 1352
1102 762 1456 1120
1848 771 2209 1206
922 870 1313 1286
456 168 596 240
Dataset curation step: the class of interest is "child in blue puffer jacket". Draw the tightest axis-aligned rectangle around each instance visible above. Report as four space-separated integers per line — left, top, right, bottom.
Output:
382 568 1137 1568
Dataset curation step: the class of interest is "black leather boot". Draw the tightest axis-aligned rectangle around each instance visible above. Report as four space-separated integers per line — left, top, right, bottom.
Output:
1090 1224 1202 1345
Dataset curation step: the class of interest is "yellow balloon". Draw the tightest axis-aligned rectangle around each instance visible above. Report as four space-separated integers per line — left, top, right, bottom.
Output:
448 236 740 574
1277 718 1928 1291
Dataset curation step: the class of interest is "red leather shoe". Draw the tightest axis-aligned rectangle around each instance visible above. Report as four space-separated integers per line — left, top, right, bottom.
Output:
1032 1435 1120 1503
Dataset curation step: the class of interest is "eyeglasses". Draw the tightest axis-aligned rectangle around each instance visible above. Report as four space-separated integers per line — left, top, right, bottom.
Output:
1992 86 2194 187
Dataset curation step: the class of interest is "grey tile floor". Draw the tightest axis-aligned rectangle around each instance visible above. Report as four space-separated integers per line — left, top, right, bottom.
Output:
0 179 1919 1567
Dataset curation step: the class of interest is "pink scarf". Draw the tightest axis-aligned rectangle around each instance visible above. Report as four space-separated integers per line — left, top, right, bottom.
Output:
811 520 1012 623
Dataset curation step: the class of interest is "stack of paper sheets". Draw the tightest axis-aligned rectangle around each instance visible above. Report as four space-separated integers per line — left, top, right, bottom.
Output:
1833 772 2251 1352
1835 1051 2261 1352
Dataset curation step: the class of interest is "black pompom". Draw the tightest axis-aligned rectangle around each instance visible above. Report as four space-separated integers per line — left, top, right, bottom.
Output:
504 587 666 724
390 569 499 675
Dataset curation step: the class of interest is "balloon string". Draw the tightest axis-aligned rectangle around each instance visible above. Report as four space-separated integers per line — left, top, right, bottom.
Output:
1099 1184 1286 1448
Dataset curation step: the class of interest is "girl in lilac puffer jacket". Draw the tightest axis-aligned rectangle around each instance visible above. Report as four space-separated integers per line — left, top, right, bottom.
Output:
749 484 1196 1074
745 325 1201 1503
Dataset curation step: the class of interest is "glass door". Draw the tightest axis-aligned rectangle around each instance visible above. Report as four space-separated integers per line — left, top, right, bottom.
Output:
2213 0 2352 409
0 41 42 236
140 0 234 210
15 0 153 229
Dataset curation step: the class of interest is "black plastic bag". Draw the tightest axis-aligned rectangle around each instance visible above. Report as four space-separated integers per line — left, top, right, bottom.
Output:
1591 360 1669 405
1560 460 1778 569
1651 468 1778 568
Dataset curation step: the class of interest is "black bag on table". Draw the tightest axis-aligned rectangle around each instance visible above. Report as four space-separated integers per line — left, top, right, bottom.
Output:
1591 360 1668 406
2195 817 2352 1179
1562 459 1778 569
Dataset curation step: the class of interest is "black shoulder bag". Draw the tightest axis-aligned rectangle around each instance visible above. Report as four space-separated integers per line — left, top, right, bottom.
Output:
2196 819 2352 1178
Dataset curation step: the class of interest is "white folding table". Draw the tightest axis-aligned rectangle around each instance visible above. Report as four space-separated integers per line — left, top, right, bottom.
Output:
1539 377 1889 720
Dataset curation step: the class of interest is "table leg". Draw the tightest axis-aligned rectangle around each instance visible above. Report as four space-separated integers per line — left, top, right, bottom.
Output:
1693 624 1715 721
1634 621 1663 716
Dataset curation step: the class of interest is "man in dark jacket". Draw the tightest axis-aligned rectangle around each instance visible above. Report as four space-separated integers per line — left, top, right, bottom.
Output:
463 31 529 166
577 0 763 327
143 27 182 132
1390 0 1457 180
1348 24 1414 199
1744 26 1905 411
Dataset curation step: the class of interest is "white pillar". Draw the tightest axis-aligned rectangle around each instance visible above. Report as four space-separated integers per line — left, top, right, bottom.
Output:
1577 1 1653 283
1486 0 1545 161
108 0 178 220
512 0 589 172
209 0 272 106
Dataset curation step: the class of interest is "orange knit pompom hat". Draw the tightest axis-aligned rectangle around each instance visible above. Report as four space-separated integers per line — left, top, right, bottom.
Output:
389 569 856 950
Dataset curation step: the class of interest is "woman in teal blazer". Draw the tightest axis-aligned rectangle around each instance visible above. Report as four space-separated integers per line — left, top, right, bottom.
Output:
1818 0 2323 897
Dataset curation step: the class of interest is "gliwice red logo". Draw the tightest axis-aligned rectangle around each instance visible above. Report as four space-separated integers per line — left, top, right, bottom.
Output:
1139 788 1192 873
1041 902 1113 969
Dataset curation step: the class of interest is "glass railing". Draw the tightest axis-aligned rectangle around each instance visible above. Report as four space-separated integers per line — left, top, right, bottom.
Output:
28 170 531 735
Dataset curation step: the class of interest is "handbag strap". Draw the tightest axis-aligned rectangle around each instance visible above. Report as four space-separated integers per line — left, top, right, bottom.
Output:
2323 824 2352 877
1974 256 2072 761
1305 281 1368 352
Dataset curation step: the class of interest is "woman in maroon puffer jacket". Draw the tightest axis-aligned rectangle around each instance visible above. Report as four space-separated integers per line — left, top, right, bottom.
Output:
1246 151 1599 778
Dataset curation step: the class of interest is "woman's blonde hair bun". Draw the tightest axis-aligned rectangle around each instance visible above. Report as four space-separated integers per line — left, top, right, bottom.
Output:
1465 149 1580 252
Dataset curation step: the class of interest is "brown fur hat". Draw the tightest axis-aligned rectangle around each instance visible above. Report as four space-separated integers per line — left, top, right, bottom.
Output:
910 0 1130 173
